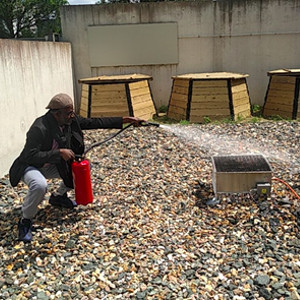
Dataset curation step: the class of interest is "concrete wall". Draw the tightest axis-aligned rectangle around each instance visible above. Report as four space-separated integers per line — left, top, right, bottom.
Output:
61 0 300 109
0 39 74 177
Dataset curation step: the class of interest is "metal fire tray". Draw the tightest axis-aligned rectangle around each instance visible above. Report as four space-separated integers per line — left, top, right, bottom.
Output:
212 154 272 194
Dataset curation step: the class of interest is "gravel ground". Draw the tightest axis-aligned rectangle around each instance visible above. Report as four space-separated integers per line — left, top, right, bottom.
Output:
0 121 300 300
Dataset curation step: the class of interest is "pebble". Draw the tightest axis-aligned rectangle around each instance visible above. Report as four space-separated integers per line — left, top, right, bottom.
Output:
0 121 299 298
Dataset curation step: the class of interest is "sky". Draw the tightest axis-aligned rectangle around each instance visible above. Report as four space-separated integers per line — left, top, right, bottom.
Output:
68 0 98 4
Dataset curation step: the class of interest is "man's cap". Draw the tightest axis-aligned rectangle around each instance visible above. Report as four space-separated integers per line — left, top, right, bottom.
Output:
46 93 73 110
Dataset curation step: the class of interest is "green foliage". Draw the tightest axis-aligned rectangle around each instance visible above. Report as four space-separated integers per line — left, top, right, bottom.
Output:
179 120 190 125
249 117 261 123
251 104 263 117
0 0 68 39
153 114 177 124
158 105 168 113
220 117 235 124
203 116 211 124
235 115 244 122
252 104 262 113
268 115 285 121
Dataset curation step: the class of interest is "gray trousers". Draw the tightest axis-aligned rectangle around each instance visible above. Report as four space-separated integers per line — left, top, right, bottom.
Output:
22 164 71 219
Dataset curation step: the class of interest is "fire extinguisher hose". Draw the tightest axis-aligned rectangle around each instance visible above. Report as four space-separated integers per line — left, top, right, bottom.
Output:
83 123 135 157
82 121 159 157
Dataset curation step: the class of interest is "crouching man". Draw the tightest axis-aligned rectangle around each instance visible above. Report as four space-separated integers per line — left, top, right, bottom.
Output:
10 93 142 242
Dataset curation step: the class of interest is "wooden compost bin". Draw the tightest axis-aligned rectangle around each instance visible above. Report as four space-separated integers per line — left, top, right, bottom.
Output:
78 74 156 120
263 69 300 119
167 72 251 122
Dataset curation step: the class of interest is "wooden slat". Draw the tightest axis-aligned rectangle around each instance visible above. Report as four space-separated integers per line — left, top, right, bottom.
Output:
267 89 295 99
92 84 126 92
264 108 292 118
191 94 229 103
173 78 190 88
192 86 228 95
81 92 89 100
130 94 152 105
190 114 230 122
79 108 88 118
92 90 127 101
190 108 230 116
128 80 148 90
91 95 127 103
233 103 251 115
271 76 296 85
170 93 188 103
91 103 128 110
92 98 128 105
231 84 248 94
91 104 129 112
168 111 186 120
190 102 230 110
82 83 89 91
264 102 293 111
172 85 189 95
233 110 251 120
168 105 186 115
133 105 156 115
192 80 227 88
80 105 88 112
81 96 88 105
169 100 187 109
232 96 250 108
232 98 250 108
92 89 127 96
129 86 151 97
269 83 296 93
231 79 246 86
232 90 249 100
265 95 294 106
80 106 88 113
90 110 129 117
132 101 154 111
137 112 156 120
233 99 250 110
231 86 248 94
91 107 129 114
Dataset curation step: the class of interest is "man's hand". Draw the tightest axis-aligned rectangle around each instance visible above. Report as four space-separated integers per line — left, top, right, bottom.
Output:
59 149 75 161
122 116 145 127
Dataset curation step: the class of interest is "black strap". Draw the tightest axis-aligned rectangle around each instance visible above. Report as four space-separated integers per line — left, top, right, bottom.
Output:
83 123 134 157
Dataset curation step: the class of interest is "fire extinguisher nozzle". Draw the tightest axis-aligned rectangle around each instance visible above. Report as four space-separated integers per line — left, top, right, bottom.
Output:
141 121 160 127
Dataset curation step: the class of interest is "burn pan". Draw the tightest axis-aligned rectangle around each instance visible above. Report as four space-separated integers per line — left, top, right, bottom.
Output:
212 154 272 194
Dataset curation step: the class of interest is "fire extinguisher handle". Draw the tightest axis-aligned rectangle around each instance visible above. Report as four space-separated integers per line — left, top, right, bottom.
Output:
75 155 83 162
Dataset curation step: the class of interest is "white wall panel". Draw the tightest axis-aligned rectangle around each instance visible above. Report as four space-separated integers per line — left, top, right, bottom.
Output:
87 23 178 67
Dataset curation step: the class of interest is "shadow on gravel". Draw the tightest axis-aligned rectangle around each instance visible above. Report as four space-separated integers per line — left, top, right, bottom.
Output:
0 205 81 246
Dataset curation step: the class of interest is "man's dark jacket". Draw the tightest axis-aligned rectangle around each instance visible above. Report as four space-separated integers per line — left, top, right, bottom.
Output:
9 111 123 188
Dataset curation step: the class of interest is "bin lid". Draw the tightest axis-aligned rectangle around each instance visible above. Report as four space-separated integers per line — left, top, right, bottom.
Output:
268 69 300 76
172 72 249 80
78 73 152 84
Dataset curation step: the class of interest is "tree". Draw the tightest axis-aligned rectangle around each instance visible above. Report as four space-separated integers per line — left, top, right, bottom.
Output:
0 0 68 39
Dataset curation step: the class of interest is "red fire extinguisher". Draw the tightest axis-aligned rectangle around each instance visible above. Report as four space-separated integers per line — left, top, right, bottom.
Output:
71 158 93 205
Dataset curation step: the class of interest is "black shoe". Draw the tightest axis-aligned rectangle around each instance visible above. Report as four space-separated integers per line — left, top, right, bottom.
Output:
49 193 75 209
18 218 33 243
